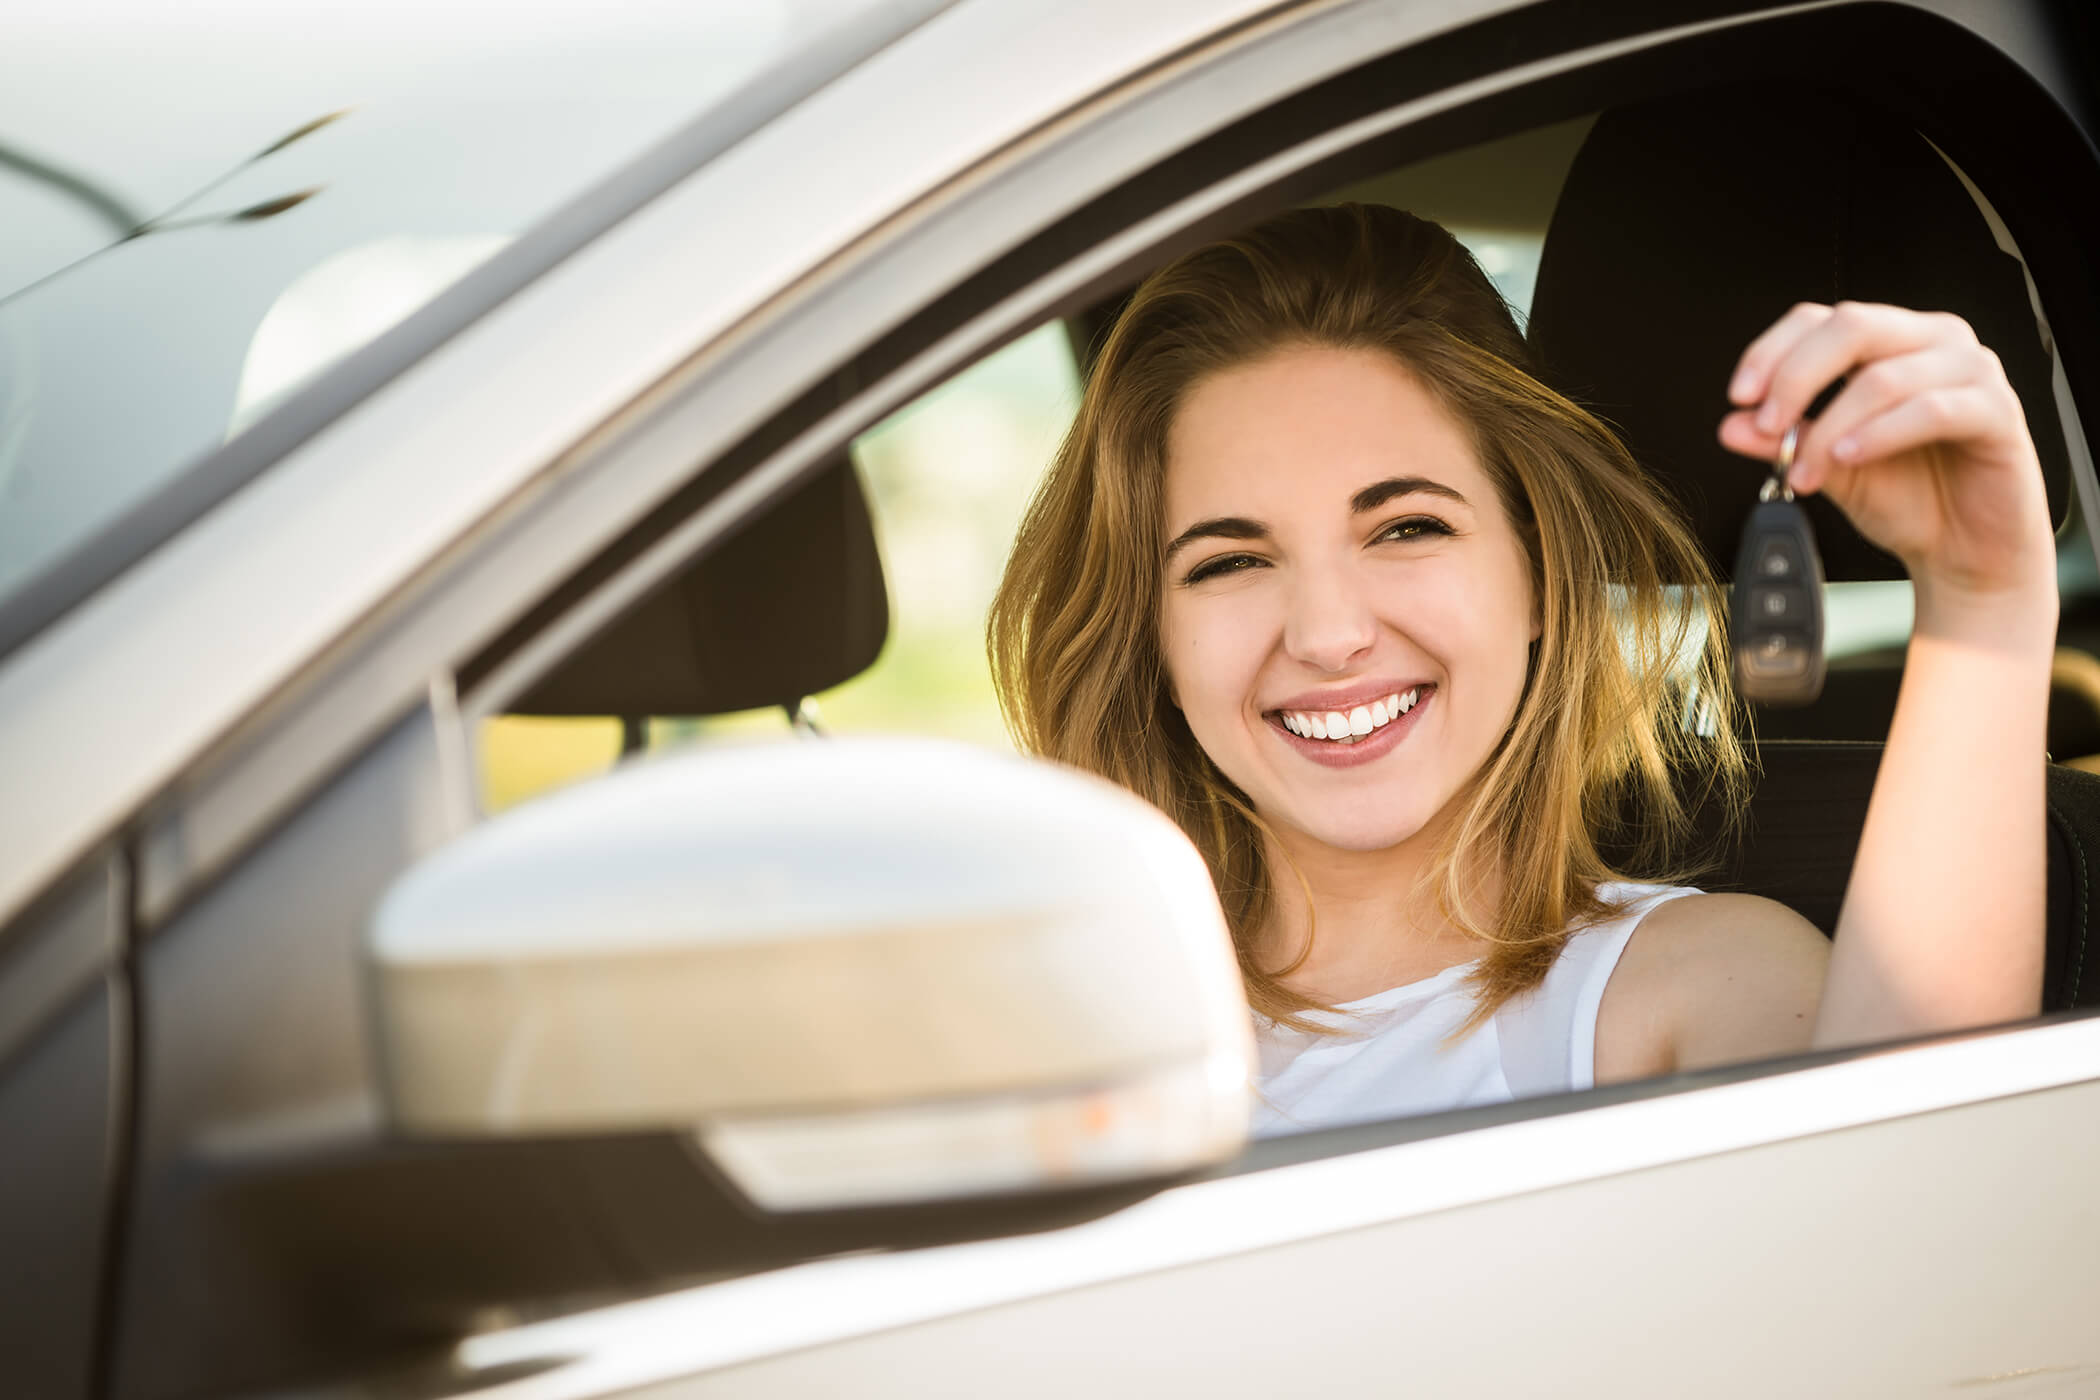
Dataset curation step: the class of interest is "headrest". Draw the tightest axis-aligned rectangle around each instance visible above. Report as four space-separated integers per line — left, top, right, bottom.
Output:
1528 86 2068 581
510 458 888 716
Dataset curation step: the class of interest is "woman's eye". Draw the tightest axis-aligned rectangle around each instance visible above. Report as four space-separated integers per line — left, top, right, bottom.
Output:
1376 515 1453 544
1182 553 1265 585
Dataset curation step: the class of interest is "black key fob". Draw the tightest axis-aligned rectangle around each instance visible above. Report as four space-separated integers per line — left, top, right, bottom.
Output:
1730 426 1826 706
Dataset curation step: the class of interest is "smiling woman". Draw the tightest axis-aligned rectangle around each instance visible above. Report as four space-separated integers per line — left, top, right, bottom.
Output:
990 202 2056 1136
994 206 1734 1037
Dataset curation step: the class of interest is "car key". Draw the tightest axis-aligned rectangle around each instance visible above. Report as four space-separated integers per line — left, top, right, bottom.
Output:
1730 424 1826 706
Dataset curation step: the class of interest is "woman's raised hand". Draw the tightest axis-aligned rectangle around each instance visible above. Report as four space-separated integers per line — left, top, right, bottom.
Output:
1717 301 2056 637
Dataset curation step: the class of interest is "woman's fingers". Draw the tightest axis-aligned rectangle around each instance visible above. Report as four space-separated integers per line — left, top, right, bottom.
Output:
1800 386 2004 491
1750 302 1965 436
1720 303 1992 468
1788 343 1991 492
1721 301 2050 609
1727 301 1832 406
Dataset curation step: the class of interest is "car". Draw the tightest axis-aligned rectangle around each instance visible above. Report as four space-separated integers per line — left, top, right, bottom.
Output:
5 1 2100 1396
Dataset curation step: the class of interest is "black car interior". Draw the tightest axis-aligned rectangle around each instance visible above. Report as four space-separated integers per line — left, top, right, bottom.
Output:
1526 85 2100 1011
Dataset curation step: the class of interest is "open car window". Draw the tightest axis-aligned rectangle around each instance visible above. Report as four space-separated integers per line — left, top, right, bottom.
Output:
459 6 2100 1149
475 119 1592 812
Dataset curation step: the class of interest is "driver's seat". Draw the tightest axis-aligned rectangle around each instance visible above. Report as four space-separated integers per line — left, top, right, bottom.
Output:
1529 85 2097 1010
1627 742 2100 1012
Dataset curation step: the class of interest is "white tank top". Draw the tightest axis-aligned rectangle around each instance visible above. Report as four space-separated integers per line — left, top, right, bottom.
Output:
1251 881 1700 1138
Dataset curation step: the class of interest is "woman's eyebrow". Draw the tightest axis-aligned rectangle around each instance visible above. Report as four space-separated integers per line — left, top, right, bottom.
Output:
1163 516 1266 562
1350 476 1470 513
1162 478 1468 563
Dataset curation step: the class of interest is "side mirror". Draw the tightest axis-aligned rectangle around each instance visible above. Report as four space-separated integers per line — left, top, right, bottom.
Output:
368 737 1253 1212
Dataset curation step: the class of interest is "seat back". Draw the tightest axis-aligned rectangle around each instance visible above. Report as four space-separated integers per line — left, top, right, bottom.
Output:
1632 741 2100 1012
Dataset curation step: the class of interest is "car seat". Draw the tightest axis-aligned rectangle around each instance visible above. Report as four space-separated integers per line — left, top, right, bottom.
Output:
1528 84 2098 1010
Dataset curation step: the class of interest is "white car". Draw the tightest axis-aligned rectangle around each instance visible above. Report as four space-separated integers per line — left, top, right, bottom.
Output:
5 2 2100 1396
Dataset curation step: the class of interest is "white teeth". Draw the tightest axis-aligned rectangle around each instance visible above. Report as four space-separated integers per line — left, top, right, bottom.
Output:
1280 690 1427 743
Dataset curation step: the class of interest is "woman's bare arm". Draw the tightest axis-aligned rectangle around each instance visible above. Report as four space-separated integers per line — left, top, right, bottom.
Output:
1718 302 2057 1048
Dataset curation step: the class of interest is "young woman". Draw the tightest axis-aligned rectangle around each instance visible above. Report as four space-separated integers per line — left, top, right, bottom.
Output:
988 204 2057 1136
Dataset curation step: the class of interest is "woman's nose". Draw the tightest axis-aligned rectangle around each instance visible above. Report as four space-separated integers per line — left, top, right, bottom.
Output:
1282 567 1378 673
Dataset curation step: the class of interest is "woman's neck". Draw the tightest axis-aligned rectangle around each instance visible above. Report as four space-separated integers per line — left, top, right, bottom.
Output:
1257 815 1499 1004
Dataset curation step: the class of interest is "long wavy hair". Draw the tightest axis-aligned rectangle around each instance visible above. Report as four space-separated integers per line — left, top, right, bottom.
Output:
987 204 1745 1032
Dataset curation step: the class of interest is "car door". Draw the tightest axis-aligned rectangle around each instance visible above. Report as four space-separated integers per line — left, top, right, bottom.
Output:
5 2 2098 1397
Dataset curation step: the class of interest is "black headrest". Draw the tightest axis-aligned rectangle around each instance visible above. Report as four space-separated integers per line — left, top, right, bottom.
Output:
511 458 888 716
1528 86 2068 581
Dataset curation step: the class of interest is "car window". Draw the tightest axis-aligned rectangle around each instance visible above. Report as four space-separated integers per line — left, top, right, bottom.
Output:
0 0 906 629
475 110 1596 817
477 72 2097 1063
475 112 1958 809
482 112 1928 814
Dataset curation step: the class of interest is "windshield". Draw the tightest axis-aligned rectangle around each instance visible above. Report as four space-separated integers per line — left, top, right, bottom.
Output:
0 0 915 641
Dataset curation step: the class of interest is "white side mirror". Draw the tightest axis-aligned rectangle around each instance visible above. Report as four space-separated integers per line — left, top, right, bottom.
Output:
368 737 1253 1212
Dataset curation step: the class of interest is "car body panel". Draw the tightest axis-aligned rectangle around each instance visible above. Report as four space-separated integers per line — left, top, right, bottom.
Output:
660 1084 2100 1398
449 1018 2100 1397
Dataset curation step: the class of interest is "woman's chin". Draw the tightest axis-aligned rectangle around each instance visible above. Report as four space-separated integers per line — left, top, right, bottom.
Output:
1270 804 1442 857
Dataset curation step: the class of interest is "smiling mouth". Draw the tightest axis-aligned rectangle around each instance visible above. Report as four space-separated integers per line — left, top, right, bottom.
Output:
1270 685 1433 745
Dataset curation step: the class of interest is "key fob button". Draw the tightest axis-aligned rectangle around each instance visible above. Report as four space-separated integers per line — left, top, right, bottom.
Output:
1753 585 1811 621
1754 537 1804 579
1742 633 1811 677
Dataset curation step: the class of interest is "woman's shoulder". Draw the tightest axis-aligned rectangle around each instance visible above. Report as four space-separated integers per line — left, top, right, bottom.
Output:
1594 888 1831 1082
1620 888 1829 964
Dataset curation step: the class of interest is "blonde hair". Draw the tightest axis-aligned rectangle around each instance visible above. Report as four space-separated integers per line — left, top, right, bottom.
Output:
988 204 1744 1031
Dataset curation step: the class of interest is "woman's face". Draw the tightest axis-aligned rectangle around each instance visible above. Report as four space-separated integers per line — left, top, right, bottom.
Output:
1158 343 1539 855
